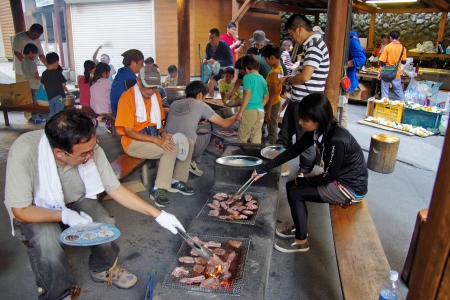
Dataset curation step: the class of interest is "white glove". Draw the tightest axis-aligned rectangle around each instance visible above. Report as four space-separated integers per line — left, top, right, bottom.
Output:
155 210 185 234
61 209 93 227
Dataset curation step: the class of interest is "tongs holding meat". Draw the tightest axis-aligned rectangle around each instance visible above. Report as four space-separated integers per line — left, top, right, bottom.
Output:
177 229 213 260
229 176 257 202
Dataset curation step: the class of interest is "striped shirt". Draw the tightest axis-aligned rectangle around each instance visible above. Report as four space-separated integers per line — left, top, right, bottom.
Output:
291 33 330 103
281 50 293 75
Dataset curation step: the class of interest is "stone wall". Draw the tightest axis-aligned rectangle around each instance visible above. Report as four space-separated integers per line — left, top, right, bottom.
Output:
281 12 450 51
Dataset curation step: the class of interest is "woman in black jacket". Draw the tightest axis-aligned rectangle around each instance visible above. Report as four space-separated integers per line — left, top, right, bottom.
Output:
253 93 368 252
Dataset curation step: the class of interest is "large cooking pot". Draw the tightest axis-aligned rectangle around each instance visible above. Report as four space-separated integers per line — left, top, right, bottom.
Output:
165 86 186 104
220 106 240 118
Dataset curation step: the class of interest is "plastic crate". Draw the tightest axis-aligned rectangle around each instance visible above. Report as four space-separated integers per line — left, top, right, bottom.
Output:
403 108 442 129
373 103 404 123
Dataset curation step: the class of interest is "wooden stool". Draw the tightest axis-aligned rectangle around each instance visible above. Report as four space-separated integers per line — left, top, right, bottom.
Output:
367 134 400 173
401 209 428 286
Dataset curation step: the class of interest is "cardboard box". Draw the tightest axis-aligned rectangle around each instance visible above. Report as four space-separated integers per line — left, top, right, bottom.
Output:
0 81 33 106
435 91 450 110
348 83 371 101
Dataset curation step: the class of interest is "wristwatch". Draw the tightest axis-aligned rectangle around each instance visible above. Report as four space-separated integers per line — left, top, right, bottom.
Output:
285 77 292 86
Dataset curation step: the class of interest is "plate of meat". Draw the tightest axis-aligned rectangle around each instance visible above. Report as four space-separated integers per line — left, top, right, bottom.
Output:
162 234 251 296
196 188 261 225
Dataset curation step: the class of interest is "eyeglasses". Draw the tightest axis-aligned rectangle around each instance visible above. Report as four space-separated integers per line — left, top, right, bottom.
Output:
288 27 299 39
63 140 100 163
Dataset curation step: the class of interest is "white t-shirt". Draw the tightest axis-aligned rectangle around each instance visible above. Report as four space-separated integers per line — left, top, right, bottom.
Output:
12 32 45 75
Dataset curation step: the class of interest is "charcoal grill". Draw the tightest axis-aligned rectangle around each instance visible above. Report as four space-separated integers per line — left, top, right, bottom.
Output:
162 234 251 296
196 188 262 225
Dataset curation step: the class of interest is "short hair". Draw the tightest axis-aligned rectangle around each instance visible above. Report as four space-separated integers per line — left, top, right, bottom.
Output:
45 110 96 153
389 30 400 40
241 54 260 71
46 52 59 65
168 65 177 73
281 40 293 51
297 93 336 135
260 43 281 59
209 28 220 37
144 57 155 65
235 57 243 70
29 23 44 34
227 22 237 29
284 14 313 32
224 67 234 76
100 54 110 62
381 33 389 39
186 80 208 98
23 43 38 54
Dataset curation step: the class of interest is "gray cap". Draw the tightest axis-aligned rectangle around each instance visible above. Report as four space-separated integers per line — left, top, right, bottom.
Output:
249 30 270 45
138 66 161 88
122 49 144 65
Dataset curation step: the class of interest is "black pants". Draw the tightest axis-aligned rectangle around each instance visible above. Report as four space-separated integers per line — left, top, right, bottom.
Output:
276 101 316 173
286 180 325 240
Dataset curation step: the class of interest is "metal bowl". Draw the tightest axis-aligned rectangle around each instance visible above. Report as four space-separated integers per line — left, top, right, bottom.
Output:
216 155 262 167
165 86 186 104
220 106 240 118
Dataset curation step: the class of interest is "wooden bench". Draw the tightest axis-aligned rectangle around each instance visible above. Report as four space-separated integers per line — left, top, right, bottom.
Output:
110 154 153 186
330 200 404 300
0 103 80 125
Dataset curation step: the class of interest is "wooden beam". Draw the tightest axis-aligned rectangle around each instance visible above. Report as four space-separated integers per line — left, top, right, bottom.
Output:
232 0 241 35
367 13 375 49
9 0 26 33
421 0 450 12
177 0 190 86
352 1 376 13
438 12 448 42
252 1 313 14
232 0 256 24
376 7 441 13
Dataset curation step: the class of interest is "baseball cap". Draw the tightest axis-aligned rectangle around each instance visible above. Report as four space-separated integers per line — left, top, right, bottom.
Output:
249 30 270 45
138 66 161 88
313 26 325 35
122 49 144 65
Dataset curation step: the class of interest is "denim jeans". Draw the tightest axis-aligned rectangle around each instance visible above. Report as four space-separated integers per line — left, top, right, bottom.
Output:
13 198 119 300
31 88 40 121
48 95 65 119
381 77 404 100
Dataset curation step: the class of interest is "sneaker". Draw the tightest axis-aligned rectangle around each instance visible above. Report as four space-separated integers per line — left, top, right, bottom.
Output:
91 260 138 289
274 238 309 253
169 181 195 195
189 161 203 176
105 126 112 134
33 119 46 124
149 188 170 207
276 225 296 238
281 163 290 177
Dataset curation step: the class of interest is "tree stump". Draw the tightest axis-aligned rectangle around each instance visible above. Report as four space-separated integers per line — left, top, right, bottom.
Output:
367 134 400 173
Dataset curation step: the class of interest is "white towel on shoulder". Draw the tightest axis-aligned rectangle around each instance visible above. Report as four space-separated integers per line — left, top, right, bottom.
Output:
34 134 105 210
133 84 162 128
150 93 162 129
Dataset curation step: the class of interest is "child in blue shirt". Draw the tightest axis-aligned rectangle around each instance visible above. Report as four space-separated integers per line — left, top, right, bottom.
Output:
236 54 268 143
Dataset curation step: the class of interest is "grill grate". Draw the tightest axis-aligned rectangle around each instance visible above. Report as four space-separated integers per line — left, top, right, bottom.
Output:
196 188 262 225
162 234 251 296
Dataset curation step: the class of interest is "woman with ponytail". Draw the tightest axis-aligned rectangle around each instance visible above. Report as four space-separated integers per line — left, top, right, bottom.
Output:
90 62 114 132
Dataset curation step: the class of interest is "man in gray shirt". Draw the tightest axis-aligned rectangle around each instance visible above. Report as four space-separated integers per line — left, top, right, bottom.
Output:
4 110 184 300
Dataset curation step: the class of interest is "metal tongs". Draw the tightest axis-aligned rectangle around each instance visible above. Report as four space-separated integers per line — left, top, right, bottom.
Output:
177 229 213 260
230 176 257 202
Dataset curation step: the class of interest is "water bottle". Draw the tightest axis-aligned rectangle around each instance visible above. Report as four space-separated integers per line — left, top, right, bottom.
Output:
379 270 401 300
446 46 450 55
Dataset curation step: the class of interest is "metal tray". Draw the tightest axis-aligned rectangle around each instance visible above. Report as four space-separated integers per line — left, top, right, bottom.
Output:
260 145 285 159
162 234 251 296
216 155 262 167
197 188 261 225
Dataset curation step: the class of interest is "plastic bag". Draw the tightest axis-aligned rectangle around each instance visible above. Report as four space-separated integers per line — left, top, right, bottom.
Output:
404 78 429 105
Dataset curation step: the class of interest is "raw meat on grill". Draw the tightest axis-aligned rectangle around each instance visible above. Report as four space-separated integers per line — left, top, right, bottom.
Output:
227 240 243 249
244 195 253 201
227 251 236 263
208 210 220 217
191 236 204 244
193 264 205 273
199 277 220 288
242 210 254 215
246 200 257 206
178 256 195 263
218 215 234 220
180 275 206 284
246 204 258 210
172 266 189 277
226 208 239 215
225 196 237 205
190 249 199 256
220 202 229 210
234 215 248 220
230 205 246 212
212 248 226 256
212 200 220 207
207 203 220 210
204 241 221 248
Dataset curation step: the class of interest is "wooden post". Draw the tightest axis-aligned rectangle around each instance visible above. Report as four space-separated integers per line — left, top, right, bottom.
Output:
324 0 349 114
53 2 65 68
367 134 400 173
9 0 26 33
367 13 376 49
437 12 448 43
177 0 190 86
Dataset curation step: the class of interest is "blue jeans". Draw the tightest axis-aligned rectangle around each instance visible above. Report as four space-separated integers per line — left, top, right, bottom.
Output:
48 95 65 119
31 88 41 121
13 198 119 300
381 77 404 100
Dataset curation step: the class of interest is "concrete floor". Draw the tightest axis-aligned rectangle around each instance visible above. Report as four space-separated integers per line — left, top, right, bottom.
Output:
0 61 445 299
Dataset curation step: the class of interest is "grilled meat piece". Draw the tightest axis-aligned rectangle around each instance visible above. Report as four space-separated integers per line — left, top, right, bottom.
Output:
212 248 226 256
178 256 195 264
246 200 257 206
242 210 254 215
191 236 204 245
190 249 199 256
194 257 208 264
246 204 258 210
227 251 236 263
207 254 225 267
212 200 220 207
172 266 189 277
220 202 229 210
204 241 221 248
207 203 220 210
208 209 220 217
199 277 220 289
234 214 248 220
206 265 216 275
218 215 233 220
226 208 239 215
220 261 232 280
192 264 205 273
180 275 206 284
227 240 243 249
244 195 253 201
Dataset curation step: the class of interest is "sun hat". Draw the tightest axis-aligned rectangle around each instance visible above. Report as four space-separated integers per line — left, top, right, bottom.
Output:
249 30 270 45
138 66 161 88
313 26 324 35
